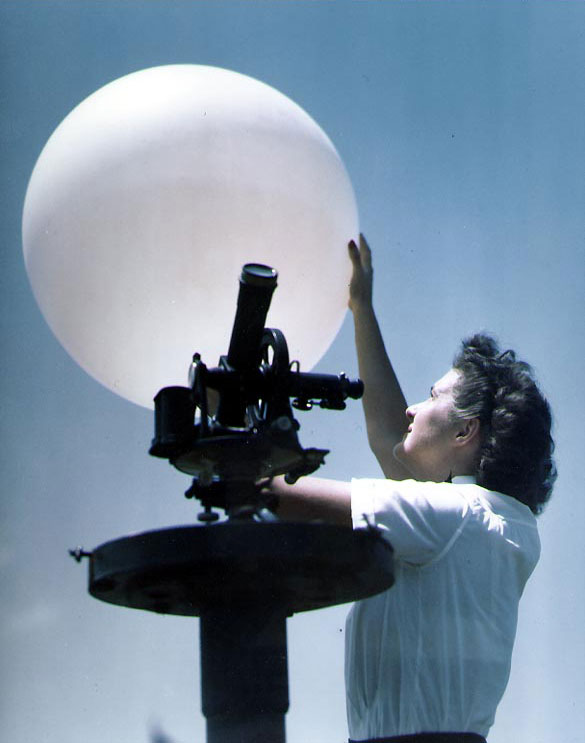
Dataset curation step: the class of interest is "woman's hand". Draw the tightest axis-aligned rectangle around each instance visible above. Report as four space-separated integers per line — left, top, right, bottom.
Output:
348 234 373 312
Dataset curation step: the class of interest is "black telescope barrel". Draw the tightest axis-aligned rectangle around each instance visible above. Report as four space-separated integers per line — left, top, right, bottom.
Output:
288 371 364 402
215 264 278 427
226 264 278 372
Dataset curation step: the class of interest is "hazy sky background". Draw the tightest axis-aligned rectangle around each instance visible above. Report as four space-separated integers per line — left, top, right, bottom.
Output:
1 2 584 742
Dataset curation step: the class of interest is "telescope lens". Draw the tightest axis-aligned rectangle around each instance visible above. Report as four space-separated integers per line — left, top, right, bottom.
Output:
241 263 278 287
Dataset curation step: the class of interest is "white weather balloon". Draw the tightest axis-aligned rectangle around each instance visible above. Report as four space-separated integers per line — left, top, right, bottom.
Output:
23 65 358 408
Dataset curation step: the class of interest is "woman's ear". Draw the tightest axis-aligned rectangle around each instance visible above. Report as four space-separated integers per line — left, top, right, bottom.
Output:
455 417 481 446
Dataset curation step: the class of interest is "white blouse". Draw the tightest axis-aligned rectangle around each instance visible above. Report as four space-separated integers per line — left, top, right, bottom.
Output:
346 476 540 739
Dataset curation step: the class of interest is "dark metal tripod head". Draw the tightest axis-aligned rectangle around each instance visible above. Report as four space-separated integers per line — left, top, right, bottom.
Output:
149 263 363 520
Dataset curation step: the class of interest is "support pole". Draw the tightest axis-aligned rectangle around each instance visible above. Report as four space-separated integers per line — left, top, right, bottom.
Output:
200 606 289 743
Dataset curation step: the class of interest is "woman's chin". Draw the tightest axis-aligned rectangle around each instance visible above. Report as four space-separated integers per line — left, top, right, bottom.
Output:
392 441 405 462
393 442 414 472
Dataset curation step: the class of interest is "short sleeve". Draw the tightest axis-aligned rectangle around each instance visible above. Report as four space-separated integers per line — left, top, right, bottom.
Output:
351 478 470 565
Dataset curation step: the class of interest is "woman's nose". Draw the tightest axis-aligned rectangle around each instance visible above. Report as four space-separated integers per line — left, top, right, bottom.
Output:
406 404 416 420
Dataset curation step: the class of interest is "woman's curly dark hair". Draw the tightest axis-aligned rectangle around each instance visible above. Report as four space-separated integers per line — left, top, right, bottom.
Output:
451 333 556 515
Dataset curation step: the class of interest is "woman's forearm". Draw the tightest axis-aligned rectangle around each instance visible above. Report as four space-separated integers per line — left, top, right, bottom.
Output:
267 476 352 527
352 304 408 446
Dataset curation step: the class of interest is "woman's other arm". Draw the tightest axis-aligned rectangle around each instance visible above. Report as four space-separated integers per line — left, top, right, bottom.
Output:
348 236 411 480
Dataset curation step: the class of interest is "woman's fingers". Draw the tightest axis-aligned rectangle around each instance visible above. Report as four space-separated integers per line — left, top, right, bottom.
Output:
359 234 372 271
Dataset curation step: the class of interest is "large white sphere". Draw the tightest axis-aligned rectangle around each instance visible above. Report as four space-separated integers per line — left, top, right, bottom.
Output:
23 65 358 408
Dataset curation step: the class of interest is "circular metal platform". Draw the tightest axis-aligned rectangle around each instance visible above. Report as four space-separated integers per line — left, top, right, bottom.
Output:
89 521 394 616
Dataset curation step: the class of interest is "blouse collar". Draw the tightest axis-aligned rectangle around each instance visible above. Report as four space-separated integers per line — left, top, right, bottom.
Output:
451 475 477 485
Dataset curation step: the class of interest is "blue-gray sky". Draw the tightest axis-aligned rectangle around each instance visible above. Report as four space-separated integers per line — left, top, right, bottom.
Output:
1 2 584 742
